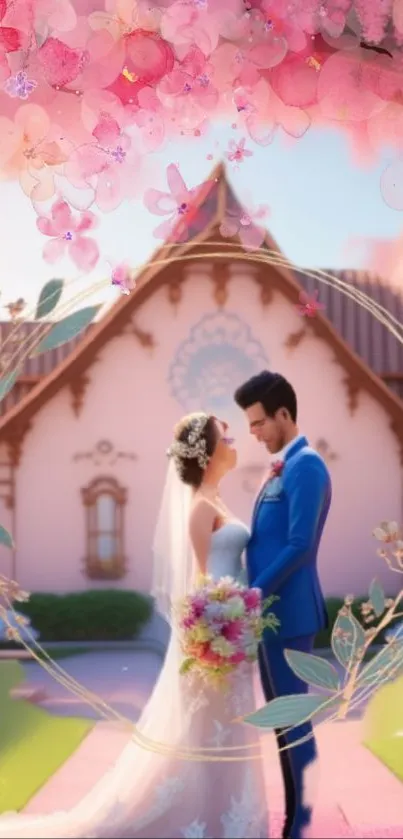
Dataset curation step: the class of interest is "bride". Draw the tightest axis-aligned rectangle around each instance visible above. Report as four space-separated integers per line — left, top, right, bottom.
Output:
0 412 269 839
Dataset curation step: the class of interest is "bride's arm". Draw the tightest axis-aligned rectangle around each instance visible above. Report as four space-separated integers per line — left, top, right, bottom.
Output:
189 499 216 577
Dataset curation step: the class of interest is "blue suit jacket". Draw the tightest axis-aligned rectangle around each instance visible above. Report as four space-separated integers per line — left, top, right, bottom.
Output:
246 436 331 640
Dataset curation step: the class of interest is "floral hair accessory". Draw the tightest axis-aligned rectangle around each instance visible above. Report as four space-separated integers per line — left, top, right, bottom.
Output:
167 413 210 470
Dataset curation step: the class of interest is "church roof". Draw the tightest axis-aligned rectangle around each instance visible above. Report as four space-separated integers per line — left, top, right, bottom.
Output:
0 163 402 457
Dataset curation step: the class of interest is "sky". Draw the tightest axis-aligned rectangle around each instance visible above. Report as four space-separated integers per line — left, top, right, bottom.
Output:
0 121 402 318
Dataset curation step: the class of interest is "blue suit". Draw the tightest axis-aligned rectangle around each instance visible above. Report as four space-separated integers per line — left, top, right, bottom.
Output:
247 436 331 839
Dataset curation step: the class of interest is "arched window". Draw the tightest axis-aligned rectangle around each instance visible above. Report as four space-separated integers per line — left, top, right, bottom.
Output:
81 477 127 579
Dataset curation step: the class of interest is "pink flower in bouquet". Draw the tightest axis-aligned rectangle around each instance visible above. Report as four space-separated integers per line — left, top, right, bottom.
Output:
182 614 196 629
200 647 222 666
222 619 243 643
229 651 246 665
242 588 262 610
191 595 207 618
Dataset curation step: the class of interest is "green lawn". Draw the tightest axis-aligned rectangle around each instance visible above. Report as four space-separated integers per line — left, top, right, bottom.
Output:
363 674 403 782
0 661 94 813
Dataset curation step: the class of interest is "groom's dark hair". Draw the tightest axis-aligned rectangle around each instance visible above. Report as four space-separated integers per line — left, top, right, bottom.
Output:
234 371 298 422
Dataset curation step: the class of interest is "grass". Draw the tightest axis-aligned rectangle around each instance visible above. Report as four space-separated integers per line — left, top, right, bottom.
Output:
0 643 136 661
0 661 94 813
363 674 403 782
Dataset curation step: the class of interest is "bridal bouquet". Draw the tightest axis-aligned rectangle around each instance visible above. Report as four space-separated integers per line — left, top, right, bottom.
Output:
177 576 279 689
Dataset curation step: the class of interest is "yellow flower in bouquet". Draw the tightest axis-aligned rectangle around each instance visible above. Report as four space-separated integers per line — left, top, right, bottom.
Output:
187 620 215 644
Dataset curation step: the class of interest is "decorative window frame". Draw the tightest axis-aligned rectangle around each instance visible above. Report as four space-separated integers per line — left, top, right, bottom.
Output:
81 476 127 580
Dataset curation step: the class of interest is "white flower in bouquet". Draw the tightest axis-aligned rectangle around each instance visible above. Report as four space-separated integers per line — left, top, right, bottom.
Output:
211 636 236 658
216 576 237 590
223 595 245 620
204 601 225 621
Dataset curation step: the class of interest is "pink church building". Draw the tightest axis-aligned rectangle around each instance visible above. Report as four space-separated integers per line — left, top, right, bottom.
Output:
0 164 402 600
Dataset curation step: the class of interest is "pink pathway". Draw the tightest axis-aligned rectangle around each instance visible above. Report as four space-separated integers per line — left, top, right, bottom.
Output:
17 651 403 838
24 717 403 838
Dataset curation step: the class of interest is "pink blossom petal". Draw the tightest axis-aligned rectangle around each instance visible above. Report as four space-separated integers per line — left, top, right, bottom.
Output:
92 113 121 146
166 162 189 202
152 216 177 240
279 104 311 139
95 168 124 212
134 110 165 153
144 187 177 216
43 237 66 263
46 0 77 32
248 38 288 70
75 210 97 232
219 218 240 238
51 199 74 235
36 215 58 237
239 224 266 251
68 235 99 271
125 30 174 84
245 114 278 146
72 144 109 181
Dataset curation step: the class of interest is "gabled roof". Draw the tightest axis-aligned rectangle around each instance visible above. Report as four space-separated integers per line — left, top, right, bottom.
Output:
1 163 403 460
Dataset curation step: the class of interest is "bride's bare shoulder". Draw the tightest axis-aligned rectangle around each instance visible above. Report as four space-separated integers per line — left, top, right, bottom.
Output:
189 496 216 531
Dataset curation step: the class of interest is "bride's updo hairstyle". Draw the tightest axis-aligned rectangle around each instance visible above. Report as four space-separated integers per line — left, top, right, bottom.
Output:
167 412 218 488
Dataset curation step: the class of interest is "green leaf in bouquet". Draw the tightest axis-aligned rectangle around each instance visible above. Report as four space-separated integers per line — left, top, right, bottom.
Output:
242 693 332 729
284 649 340 692
0 524 14 549
369 578 386 618
262 594 280 613
180 658 195 676
35 279 64 319
331 611 366 671
262 613 280 633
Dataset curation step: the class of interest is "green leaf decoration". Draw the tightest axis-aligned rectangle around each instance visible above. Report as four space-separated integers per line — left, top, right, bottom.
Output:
35 279 64 319
243 693 331 729
331 611 366 671
357 642 403 686
284 649 340 692
369 578 386 618
0 370 19 403
0 525 14 549
33 306 100 356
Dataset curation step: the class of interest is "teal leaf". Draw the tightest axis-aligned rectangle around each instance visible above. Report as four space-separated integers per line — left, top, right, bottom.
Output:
33 306 99 356
284 649 340 692
331 611 366 671
243 693 331 729
0 370 18 403
35 279 64 319
357 642 403 686
369 578 386 618
0 525 14 549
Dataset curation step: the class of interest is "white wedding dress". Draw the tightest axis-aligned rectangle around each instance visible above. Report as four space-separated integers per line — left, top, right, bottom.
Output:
0 522 269 839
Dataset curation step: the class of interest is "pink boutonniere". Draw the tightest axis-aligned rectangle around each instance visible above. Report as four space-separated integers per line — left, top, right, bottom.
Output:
269 460 284 480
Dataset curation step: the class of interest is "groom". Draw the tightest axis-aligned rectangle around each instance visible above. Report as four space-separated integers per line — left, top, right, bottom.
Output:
234 371 331 839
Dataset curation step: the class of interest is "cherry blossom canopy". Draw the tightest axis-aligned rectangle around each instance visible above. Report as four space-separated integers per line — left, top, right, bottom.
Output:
1 0 403 271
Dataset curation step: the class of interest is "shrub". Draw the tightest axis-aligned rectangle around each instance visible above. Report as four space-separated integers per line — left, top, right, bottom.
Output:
17 589 153 642
314 596 395 649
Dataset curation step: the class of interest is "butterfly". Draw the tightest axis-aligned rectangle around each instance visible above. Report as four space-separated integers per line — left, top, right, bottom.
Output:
110 263 134 295
296 290 324 318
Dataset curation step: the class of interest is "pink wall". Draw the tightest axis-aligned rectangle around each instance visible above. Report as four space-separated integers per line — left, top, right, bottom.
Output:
0 263 401 600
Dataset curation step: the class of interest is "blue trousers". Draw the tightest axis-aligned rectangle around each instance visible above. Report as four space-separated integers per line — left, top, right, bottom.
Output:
258 633 318 839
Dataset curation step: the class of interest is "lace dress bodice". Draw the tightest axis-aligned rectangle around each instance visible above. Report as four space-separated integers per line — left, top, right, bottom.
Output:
206 521 250 582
